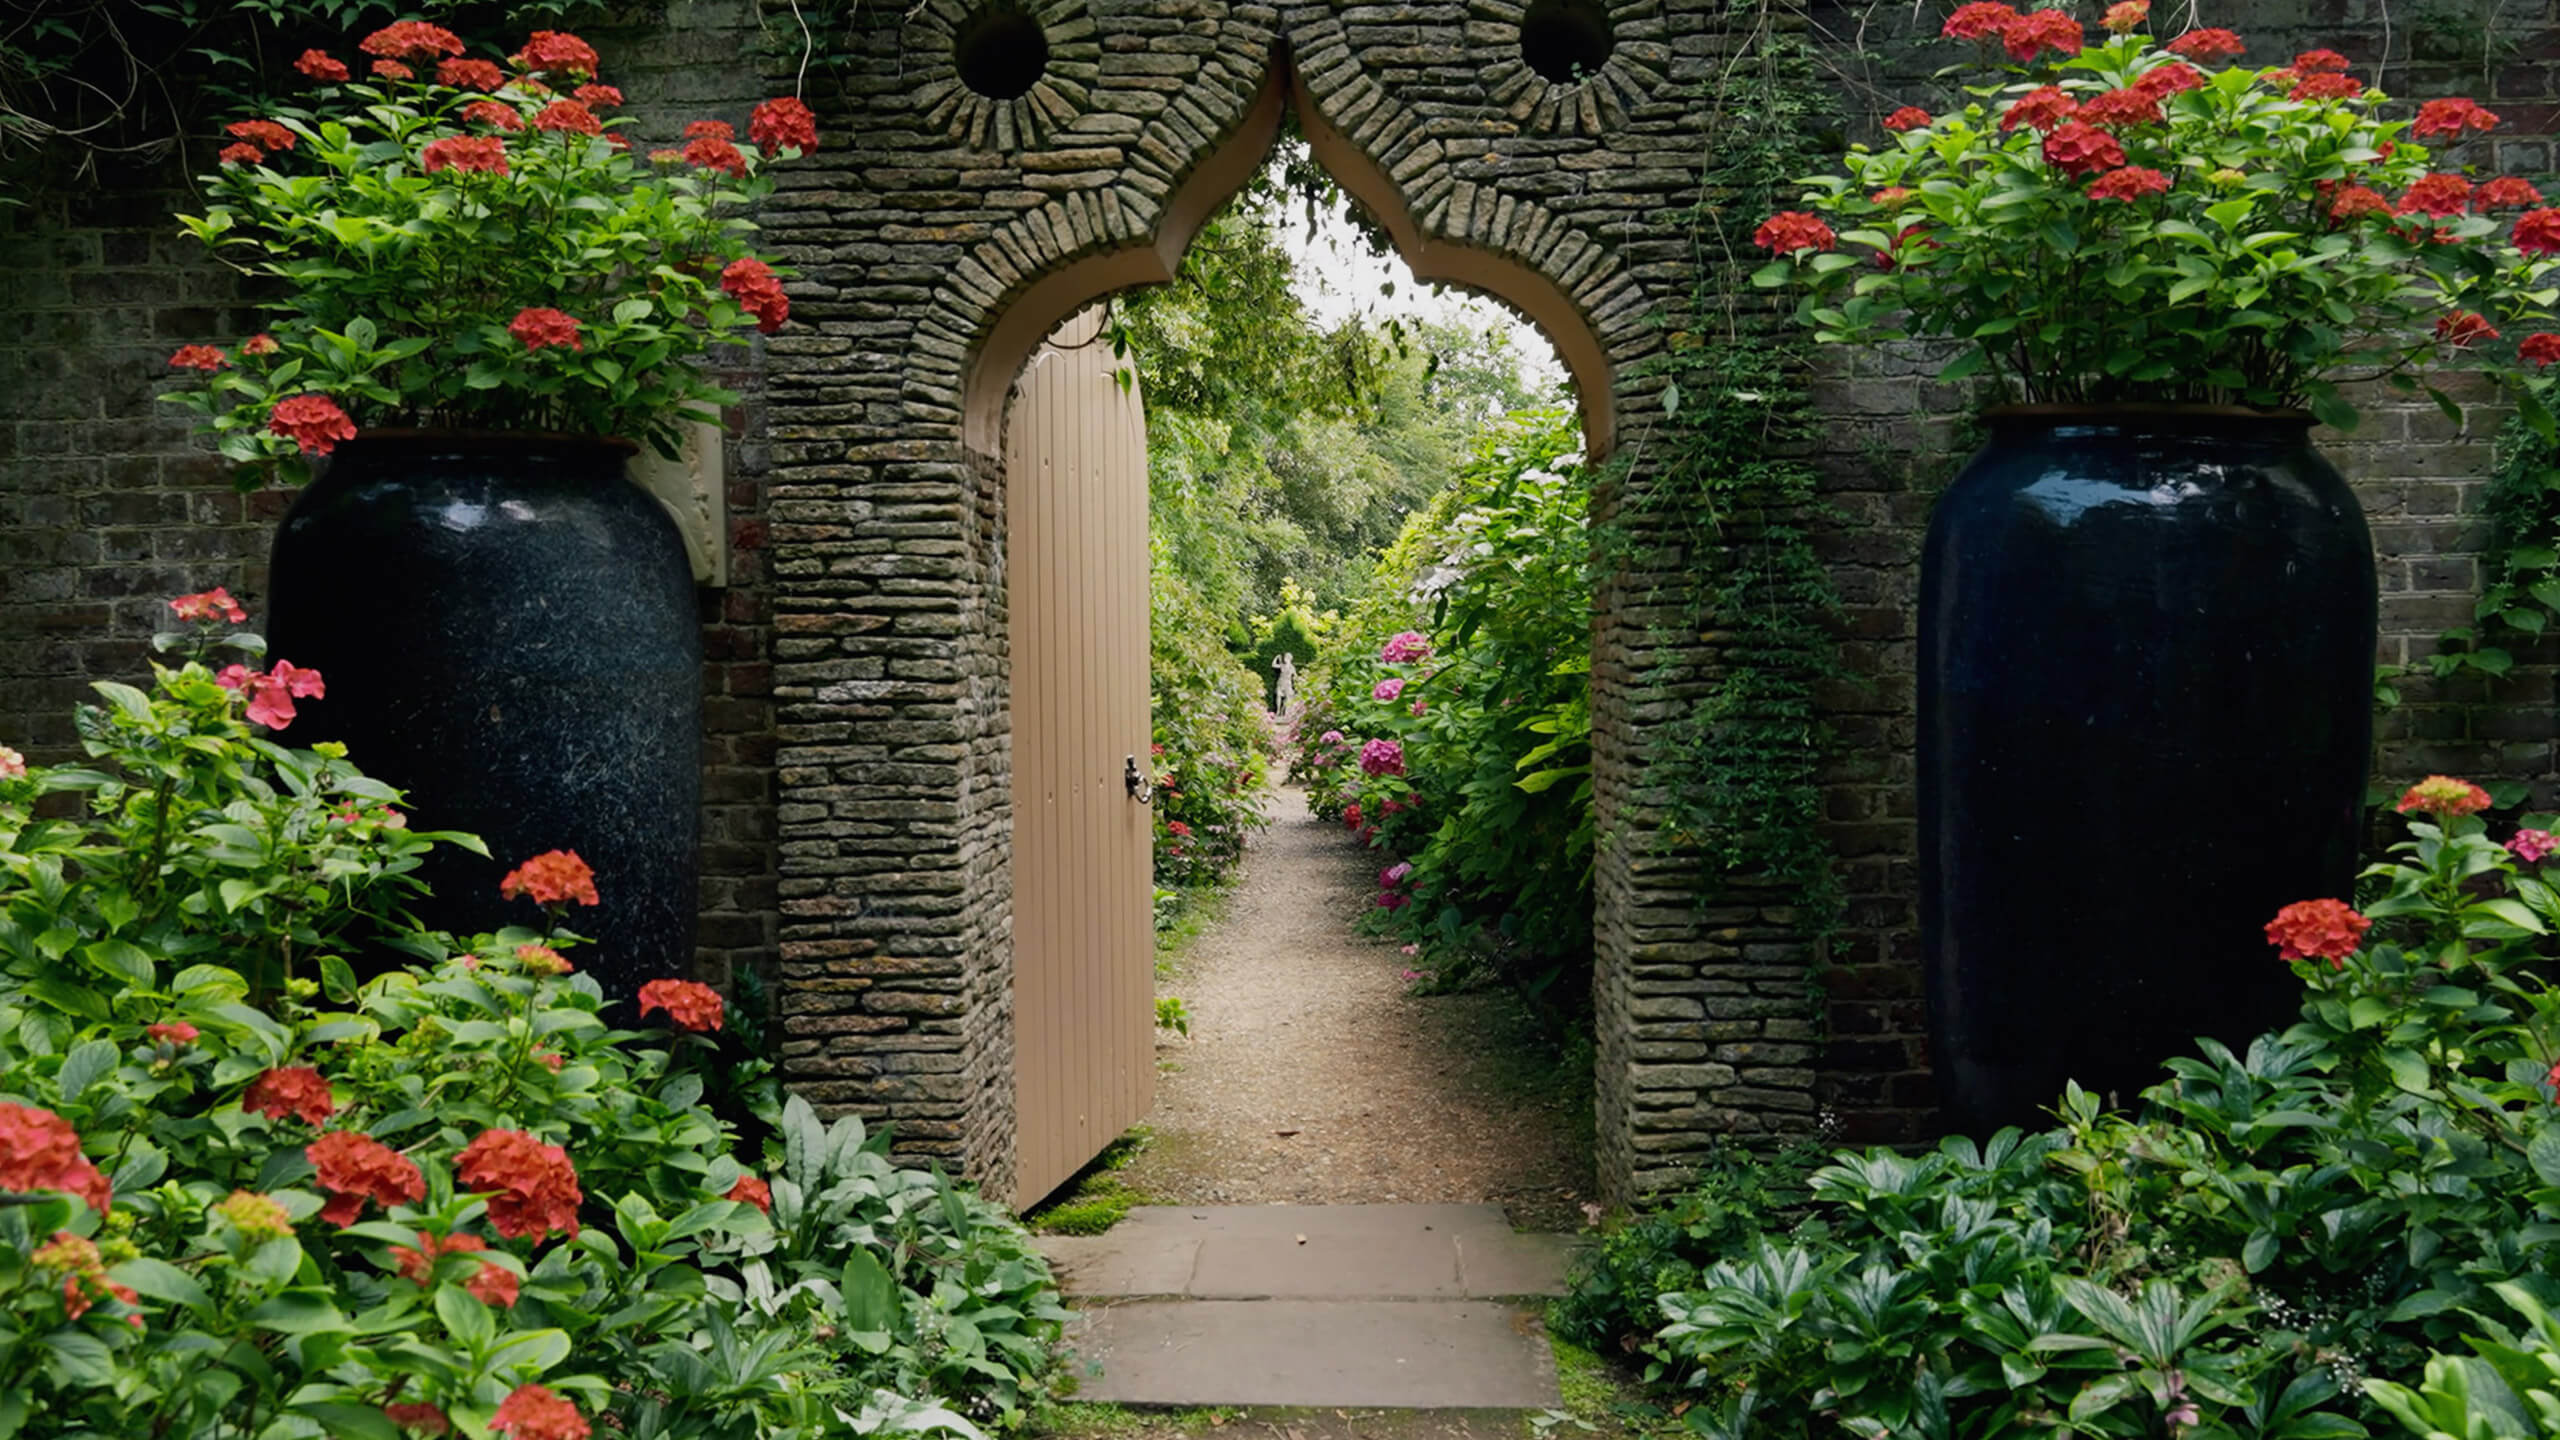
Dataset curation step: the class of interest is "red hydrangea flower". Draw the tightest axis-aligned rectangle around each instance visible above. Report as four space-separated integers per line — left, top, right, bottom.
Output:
295 49 349 82
2515 207 2560 255
508 307 583 351
2330 184 2391 220
515 943 572 975
719 256 791 332
1881 105 1932 132
499 849 599 906
2132 61 2205 99
2000 9 2082 62
2293 48 2350 73
2477 176 2544 210
2413 96 2500 139
2510 827 2558 862
684 135 749 176
1166 819 1193 837
385 1403 451 1435
2087 165 2171 201
437 57 507 91
2264 898 2371 966
371 59 414 80
1343 802 1363 829
0 1104 112 1213
2076 87 2162 129
242 333 278 355
491 1384 588 1440
463 100 526 132
512 31 600 79
2397 173 2473 217
308 1131 425 1226
469 1263 521 1308
531 100 602 136
2436 311 2499 349
639 979 726 1032
574 83 624 108
727 1174 773 1213
147 1020 199 1046
2397 773 2494 816
361 21 464 61
2041 121 2124 177
226 119 296 153
219 660 325 730
242 1066 335 1126
1941 2 2020 40
1871 186 1915 206
457 1129 583 1241
2523 333 2560 368
2164 27 2245 59
1998 86 2077 133
170 346 230 375
750 95 820 153
684 119 736 142
0 747 22 781
2101 0 2146 32
421 134 510 176
1752 210 1836 254
218 142 264 166
171 587 246 622
2290 73 2363 101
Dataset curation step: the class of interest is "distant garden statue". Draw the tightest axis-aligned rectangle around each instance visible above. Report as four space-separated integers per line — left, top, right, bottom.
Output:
1270 651 1297 715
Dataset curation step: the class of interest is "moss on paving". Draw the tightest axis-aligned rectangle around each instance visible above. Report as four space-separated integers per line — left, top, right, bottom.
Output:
1026 1128 1158 1235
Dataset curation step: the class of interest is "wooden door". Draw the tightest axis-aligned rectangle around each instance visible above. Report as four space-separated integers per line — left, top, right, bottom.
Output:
1008 305 1156 1209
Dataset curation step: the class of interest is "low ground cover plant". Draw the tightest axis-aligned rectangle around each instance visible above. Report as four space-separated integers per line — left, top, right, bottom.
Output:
1561 776 2560 1437
0 595 1065 1438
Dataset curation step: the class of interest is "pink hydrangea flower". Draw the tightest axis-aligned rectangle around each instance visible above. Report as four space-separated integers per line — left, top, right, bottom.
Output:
1410 699 1427 717
1373 677 1406 703
1359 738 1405 777
1381 862 1413 887
1380 631 1432 664
1320 730 1344 745
2511 828 2557 864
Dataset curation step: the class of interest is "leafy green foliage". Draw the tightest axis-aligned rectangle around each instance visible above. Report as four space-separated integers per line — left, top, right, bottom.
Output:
0 618 1060 1438
1293 409 1594 1016
1563 784 2560 1436
1147 568 1271 893
2427 420 2560 684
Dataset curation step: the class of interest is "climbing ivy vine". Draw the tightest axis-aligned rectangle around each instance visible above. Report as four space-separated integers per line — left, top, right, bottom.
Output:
1600 0 1844 930
2424 420 2560 685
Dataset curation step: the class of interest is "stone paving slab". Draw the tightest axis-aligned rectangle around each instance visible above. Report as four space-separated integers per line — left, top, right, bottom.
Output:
1062 1299 1562 1408
1038 1204 1577 1300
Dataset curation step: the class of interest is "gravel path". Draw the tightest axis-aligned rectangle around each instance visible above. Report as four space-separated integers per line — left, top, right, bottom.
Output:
1118 786 1591 1231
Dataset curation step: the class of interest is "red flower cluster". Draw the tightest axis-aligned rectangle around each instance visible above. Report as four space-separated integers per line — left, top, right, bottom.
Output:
374 60 415 80
2524 333 2560 368
727 1174 773 1213
464 100 526 132
385 1403 450 1435
751 95 821 153
1872 186 1915 207
720 257 791 332
35 1231 139 1324
2516 207 2560 256
2100 0 2146 32
2087 166 2171 201
438 57 507 91
2397 773 2494 817
685 134 750 177
2436 311 2500 349
2042 122 2124 178
2163 27 2245 59
639 978 726 1032
575 83 624 108
2076 87 2161 129
0 1104 111 1213
295 49 349 82
147 1020 200 1046
1753 210 1836 254
227 119 296 154
1999 85 2077 133
360 21 464 62
243 332 278 355
308 1130 425 1225
2397 172 2472 218
500 849 599 906
513 31 600 79
171 587 246 623
509 307 583 352
216 659 326 730
2330 184 2390 220
515 942 573 975
2264 898 2370 966
392 1230 519 1305
457 1129 584 1241
2477 176 2544 210
421 134 510 176
491 1384 589 1440
1941 2 2018 39
2000 9 2082 62
242 1066 335 1126
2294 48 2351 72
2290 73 2363 101
1882 105 1932 133
218 142 264 166
170 344 229 371
532 99 603 136
2132 61 2205 99
2414 96 2500 140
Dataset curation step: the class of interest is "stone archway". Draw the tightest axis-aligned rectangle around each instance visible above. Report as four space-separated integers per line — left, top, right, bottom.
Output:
763 0 1816 1203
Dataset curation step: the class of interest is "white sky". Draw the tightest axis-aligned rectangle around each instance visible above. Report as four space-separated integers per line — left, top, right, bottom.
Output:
1278 194 1569 393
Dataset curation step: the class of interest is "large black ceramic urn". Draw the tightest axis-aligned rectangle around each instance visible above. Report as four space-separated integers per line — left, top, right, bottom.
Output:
1918 407 2375 1135
266 433 702 1006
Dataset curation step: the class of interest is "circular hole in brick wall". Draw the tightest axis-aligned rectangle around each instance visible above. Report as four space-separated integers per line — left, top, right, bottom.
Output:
954 4 1050 101
1519 0 1615 84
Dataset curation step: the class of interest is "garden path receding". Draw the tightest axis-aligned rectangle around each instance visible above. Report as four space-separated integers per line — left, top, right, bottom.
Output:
1114 786 1592 1231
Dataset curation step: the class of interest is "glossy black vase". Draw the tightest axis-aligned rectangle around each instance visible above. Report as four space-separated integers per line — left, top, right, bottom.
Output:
266 433 702 1008
1919 408 2375 1135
